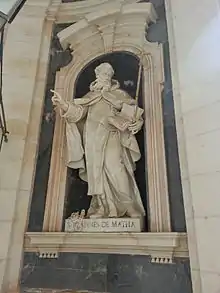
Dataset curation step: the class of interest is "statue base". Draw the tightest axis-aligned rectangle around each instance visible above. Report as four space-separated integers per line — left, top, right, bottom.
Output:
65 217 144 233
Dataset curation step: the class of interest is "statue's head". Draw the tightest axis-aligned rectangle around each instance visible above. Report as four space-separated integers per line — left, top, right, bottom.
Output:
90 62 119 92
95 63 114 82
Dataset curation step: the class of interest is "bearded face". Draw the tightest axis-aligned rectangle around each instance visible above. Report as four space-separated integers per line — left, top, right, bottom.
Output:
91 63 115 92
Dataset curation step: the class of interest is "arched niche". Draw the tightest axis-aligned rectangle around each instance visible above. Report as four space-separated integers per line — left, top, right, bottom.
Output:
42 2 171 234
64 51 148 228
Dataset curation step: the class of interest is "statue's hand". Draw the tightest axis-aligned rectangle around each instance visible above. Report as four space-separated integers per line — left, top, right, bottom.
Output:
128 119 143 135
50 89 68 112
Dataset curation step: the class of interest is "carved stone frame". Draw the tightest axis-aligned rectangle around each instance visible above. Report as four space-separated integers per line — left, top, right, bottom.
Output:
42 2 171 233
23 1 188 264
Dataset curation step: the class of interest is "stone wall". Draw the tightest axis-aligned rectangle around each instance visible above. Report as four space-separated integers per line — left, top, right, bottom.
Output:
165 0 220 292
2 0 219 292
0 1 54 292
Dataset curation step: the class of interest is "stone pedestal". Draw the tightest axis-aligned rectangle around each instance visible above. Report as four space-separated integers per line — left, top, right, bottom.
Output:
65 217 144 232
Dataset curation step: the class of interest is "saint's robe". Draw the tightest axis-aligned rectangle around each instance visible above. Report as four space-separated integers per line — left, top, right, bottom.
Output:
61 85 145 217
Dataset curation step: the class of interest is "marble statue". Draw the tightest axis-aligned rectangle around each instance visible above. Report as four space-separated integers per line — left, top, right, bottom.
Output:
51 63 145 219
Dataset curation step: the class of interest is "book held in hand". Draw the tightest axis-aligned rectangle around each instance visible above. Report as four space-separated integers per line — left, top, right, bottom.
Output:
108 103 144 132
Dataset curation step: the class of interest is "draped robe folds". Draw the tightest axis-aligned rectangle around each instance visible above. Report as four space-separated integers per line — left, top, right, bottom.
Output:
61 87 145 218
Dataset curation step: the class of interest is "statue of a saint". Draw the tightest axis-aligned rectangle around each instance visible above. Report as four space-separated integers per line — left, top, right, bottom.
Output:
51 63 145 219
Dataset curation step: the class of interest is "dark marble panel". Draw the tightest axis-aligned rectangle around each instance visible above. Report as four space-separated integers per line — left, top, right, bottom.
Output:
107 255 192 293
162 43 186 232
23 252 108 272
27 24 73 232
21 253 107 292
21 253 192 293
22 268 106 292
146 0 186 231
146 0 168 44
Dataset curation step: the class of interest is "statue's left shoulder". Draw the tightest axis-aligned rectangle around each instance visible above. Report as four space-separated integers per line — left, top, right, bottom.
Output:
115 89 136 105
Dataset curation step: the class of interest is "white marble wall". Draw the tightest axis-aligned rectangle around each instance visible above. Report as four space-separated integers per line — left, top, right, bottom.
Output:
0 1 53 292
166 0 220 292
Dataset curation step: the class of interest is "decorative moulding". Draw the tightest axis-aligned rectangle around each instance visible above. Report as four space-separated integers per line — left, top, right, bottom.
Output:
43 2 172 234
57 2 157 50
54 0 139 23
24 232 188 264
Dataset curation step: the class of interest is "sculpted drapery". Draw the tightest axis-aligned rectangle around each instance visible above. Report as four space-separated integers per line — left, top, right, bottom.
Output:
51 63 145 219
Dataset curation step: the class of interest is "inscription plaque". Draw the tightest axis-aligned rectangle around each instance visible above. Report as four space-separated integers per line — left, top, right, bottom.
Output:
65 217 144 232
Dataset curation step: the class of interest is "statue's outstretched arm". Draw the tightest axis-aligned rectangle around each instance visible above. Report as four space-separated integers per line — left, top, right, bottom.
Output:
50 89 87 123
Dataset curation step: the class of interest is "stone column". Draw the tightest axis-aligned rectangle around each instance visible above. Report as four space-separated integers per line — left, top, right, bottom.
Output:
0 0 56 292
165 0 220 292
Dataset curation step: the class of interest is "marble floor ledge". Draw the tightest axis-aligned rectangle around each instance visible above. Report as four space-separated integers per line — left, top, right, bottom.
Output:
24 231 188 264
